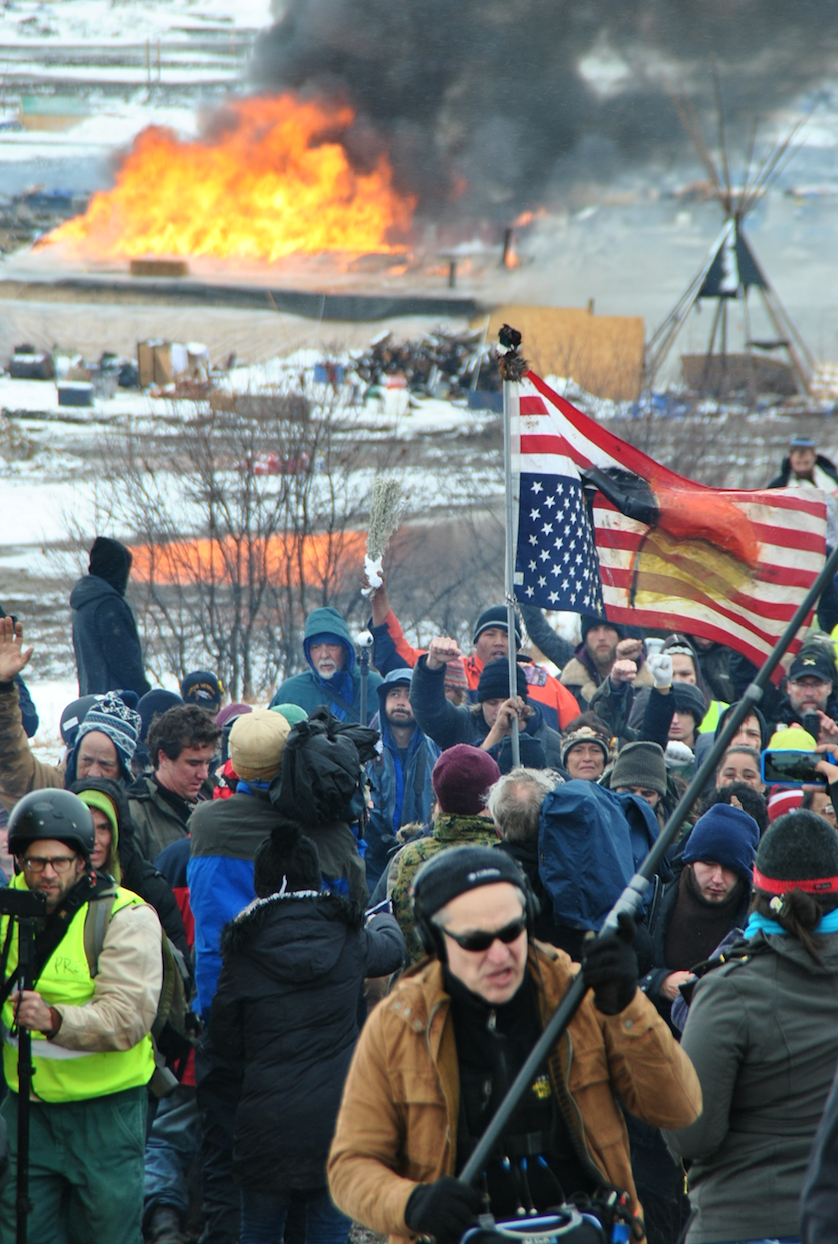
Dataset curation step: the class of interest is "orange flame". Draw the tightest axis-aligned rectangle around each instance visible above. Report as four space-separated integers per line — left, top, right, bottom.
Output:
129 530 367 587
47 94 416 264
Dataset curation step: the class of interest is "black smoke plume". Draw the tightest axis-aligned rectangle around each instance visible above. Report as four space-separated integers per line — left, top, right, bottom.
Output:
252 0 838 223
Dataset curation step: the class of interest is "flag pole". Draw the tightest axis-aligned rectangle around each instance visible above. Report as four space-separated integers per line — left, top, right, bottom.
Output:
459 502 838 1190
502 369 521 768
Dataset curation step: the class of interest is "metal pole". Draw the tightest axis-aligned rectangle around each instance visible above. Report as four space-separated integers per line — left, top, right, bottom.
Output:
15 917 35 1244
460 537 838 1185
359 649 369 726
502 377 520 768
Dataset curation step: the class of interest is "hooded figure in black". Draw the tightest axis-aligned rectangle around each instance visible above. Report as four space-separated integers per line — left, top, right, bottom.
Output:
210 827 404 1243
70 536 151 698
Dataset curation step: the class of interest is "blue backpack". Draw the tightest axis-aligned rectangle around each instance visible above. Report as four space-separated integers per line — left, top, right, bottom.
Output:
612 789 660 872
538 780 637 933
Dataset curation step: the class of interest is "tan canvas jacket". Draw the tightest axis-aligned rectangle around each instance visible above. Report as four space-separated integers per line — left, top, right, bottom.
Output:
328 941 702 1242
0 682 65 810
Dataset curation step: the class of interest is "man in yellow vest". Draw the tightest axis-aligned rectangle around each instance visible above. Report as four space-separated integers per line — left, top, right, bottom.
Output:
0 788 163 1244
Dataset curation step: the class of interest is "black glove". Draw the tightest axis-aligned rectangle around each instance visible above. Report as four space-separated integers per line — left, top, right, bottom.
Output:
405 1176 482 1244
581 913 638 1015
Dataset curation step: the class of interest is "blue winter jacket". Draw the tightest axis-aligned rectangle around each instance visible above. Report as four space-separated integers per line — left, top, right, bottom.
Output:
365 670 439 886
270 605 382 724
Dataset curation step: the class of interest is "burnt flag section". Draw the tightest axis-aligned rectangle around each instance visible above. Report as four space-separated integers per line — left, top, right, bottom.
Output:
514 473 603 612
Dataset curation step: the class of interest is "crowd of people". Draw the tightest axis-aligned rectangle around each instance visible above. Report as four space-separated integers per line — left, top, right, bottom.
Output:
2 452 838 1244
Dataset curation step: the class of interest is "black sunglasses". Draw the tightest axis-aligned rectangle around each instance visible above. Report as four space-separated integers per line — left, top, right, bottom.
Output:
442 916 527 953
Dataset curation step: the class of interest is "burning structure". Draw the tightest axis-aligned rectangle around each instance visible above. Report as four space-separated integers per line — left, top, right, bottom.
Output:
46 95 415 265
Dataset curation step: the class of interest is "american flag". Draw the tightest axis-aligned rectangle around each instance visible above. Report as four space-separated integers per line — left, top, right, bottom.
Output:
512 370 828 673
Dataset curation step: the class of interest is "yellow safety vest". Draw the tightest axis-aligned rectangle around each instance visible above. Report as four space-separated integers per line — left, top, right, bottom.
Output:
698 700 728 734
1 874 155 1102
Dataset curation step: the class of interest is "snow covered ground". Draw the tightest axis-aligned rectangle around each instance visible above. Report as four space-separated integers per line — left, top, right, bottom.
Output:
0 0 272 183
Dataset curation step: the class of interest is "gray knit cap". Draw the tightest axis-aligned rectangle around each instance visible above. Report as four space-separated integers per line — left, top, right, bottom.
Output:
610 741 667 797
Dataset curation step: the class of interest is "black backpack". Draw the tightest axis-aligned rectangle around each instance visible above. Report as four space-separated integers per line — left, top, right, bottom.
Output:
271 706 378 824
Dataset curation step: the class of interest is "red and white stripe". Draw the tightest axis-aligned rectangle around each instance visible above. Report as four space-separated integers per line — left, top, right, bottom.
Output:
512 371 828 673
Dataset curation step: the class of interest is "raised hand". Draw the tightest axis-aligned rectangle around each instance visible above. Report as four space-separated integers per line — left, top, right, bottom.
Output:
426 636 464 671
0 616 33 683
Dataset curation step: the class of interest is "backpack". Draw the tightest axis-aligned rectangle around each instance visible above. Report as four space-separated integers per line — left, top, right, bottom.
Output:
538 780 636 933
83 888 200 1096
271 706 379 824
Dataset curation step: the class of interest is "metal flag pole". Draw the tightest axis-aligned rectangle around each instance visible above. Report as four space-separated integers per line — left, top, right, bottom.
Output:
460 536 838 1186
502 371 521 767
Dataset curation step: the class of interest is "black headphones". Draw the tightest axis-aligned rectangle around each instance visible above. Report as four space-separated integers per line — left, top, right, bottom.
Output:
411 851 541 959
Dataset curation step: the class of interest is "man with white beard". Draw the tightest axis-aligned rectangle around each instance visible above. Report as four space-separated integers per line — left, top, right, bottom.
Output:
270 606 383 723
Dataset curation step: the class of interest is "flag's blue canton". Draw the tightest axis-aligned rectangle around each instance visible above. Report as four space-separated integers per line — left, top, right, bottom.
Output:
514 473 603 611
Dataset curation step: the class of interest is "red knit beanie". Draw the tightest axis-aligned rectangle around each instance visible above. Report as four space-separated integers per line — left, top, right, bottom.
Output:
432 744 500 815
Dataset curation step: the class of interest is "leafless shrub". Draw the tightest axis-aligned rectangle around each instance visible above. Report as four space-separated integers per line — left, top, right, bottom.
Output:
79 383 400 700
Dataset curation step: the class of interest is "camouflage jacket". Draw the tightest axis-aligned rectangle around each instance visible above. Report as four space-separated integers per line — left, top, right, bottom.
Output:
392 814 499 963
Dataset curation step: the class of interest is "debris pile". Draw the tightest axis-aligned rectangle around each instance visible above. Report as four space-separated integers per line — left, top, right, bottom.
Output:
0 188 89 256
350 329 502 399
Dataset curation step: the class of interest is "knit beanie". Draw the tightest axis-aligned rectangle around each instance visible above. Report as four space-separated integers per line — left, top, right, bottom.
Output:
253 826 321 898
753 811 838 896
670 680 708 723
477 659 528 703
581 614 624 642
561 724 611 768
270 703 309 726
443 659 469 691
432 744 500 815
768 725 818 751
472 606 522 648
138 689 183 743
216 702 252 729
181 670 224 714
767 789 804 823
75 788 121 882
75 692 141 778
60 695 100 747
610 741 666 796
412 845 528 922
229 709 291 782
683 804 760 884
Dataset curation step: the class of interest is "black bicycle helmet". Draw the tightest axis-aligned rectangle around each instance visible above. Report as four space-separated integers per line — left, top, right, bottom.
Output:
7 790 96 859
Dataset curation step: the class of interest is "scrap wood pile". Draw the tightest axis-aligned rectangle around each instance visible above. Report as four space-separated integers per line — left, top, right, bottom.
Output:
350 329 503 397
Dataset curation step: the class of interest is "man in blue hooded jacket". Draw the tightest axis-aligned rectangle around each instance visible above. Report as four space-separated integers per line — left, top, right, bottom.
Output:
270 606 383 723
365 669 440 889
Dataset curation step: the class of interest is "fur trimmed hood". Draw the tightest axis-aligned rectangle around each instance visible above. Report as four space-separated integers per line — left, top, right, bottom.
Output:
221 889 366 983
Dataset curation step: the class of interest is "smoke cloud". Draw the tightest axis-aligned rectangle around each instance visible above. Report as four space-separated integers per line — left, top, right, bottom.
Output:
251 1 838 222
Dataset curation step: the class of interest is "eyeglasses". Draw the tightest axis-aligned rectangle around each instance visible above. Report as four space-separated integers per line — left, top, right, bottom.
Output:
441 916 527 953
22 856 78 875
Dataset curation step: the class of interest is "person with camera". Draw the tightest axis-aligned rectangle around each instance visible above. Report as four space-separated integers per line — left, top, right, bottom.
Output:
328 846 702 1244
772 648 838 745
0 788 163 1244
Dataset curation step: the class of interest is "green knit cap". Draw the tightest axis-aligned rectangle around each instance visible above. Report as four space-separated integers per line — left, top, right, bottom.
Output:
76 788 120 882
270 703 308 726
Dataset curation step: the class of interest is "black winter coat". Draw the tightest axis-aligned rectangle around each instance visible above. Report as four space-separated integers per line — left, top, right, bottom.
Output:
640 858 750 1027
210 895 404 1192
70 559 150 697
410 656 562 768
